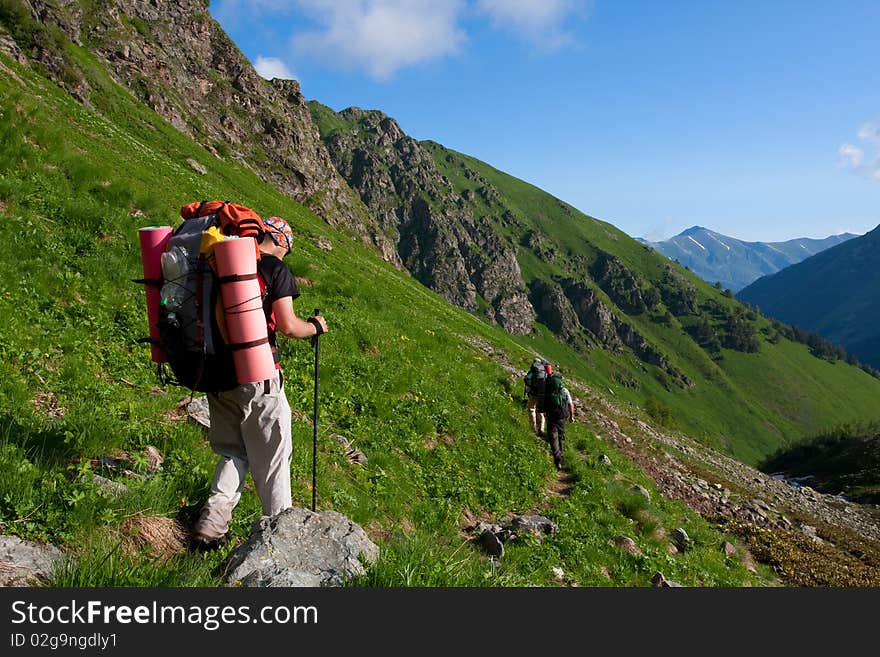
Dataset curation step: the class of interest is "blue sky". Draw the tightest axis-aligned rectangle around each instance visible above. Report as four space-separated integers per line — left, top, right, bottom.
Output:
210 1 880 242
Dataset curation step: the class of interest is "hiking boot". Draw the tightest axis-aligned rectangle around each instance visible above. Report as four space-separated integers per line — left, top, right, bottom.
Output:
191 509 230 551
190 532 228 552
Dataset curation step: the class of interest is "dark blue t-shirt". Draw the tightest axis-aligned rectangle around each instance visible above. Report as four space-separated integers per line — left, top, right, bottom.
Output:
258 254 300 360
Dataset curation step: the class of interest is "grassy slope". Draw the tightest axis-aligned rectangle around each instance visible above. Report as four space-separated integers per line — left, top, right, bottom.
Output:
738 226 880 366
425 144 880 465
759 424 880 504
0 45 771 586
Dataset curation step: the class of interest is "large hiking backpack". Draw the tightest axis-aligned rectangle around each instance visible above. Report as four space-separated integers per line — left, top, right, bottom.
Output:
544 373 567 414
525 358 548 396
154 201 267 392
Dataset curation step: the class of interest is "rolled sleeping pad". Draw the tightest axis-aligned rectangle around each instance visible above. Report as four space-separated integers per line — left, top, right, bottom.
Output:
213 237 276 385
138 226 173 363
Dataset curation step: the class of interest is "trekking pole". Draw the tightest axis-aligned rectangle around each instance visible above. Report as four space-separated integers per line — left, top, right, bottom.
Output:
311 309 321 512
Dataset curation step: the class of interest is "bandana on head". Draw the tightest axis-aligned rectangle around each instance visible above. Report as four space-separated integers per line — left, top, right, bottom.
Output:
264 216 293 253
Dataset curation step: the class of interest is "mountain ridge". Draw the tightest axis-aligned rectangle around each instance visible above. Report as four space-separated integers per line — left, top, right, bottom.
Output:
738 224 880 368
641 227 857 292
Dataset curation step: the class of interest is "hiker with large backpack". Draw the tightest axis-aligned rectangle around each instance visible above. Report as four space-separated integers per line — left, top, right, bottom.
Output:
541 368 575 470
138 203 328 549
523 357 549 437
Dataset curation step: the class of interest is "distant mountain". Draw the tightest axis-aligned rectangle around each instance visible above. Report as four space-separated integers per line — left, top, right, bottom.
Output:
640 227 857 292
738 225 880 368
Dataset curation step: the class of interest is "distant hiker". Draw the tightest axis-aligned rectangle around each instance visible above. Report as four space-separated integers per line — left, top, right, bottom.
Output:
523 358 550 437
542 369 574 470
192 215 328 549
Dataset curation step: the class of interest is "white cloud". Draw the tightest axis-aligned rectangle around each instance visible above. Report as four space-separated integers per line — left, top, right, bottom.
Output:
838 143 863 168
857 118 880 144
211 0 590 79
253 56 297 80
475 0 590 48
290 0 466 80
839 117 880 183
642 218 681 243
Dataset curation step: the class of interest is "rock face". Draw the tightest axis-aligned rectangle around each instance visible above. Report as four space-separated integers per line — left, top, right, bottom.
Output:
315 106 534 334
21 0 366 230
0 536 65 586
226 508 379 587
528 277 691 386
529 279 582 342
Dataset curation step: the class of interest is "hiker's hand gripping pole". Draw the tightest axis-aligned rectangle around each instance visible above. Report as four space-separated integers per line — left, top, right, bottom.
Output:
311 309 321 512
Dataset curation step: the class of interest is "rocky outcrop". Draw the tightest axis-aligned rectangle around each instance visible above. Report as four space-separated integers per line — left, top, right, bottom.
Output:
0 536 65 586
226 508 379 587
528 279 581 341
591 253 658 315
538 278 691 386
318 106 534 334
16 0 367 231
563 280 621 348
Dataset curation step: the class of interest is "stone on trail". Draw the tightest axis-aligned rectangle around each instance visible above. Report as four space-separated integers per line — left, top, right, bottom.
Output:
226 508 379 587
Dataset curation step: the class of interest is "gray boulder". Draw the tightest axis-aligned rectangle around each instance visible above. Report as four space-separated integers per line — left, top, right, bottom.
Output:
651 571 684 588
505 514 559 537
672 527 691 552
185 396 211 428
633 485 651 502
92 474 127 497
226 508 379 587
479 530 505 559
0 536 65 586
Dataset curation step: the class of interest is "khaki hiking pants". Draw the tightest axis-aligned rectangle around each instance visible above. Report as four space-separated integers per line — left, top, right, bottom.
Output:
527 395 546 437
194 373 292 541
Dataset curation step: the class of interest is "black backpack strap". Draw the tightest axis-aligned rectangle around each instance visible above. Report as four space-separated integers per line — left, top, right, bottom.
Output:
227 337 270 351
217 273 259 284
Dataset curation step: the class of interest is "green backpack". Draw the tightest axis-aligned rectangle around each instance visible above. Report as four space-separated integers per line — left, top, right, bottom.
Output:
545 373 566 412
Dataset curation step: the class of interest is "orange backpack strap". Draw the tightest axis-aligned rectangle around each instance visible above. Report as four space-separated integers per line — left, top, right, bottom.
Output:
181 200 226 220
217 203 265 241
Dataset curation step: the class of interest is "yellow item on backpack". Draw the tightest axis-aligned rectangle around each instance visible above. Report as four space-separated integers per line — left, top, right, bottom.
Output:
200 225 232 271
